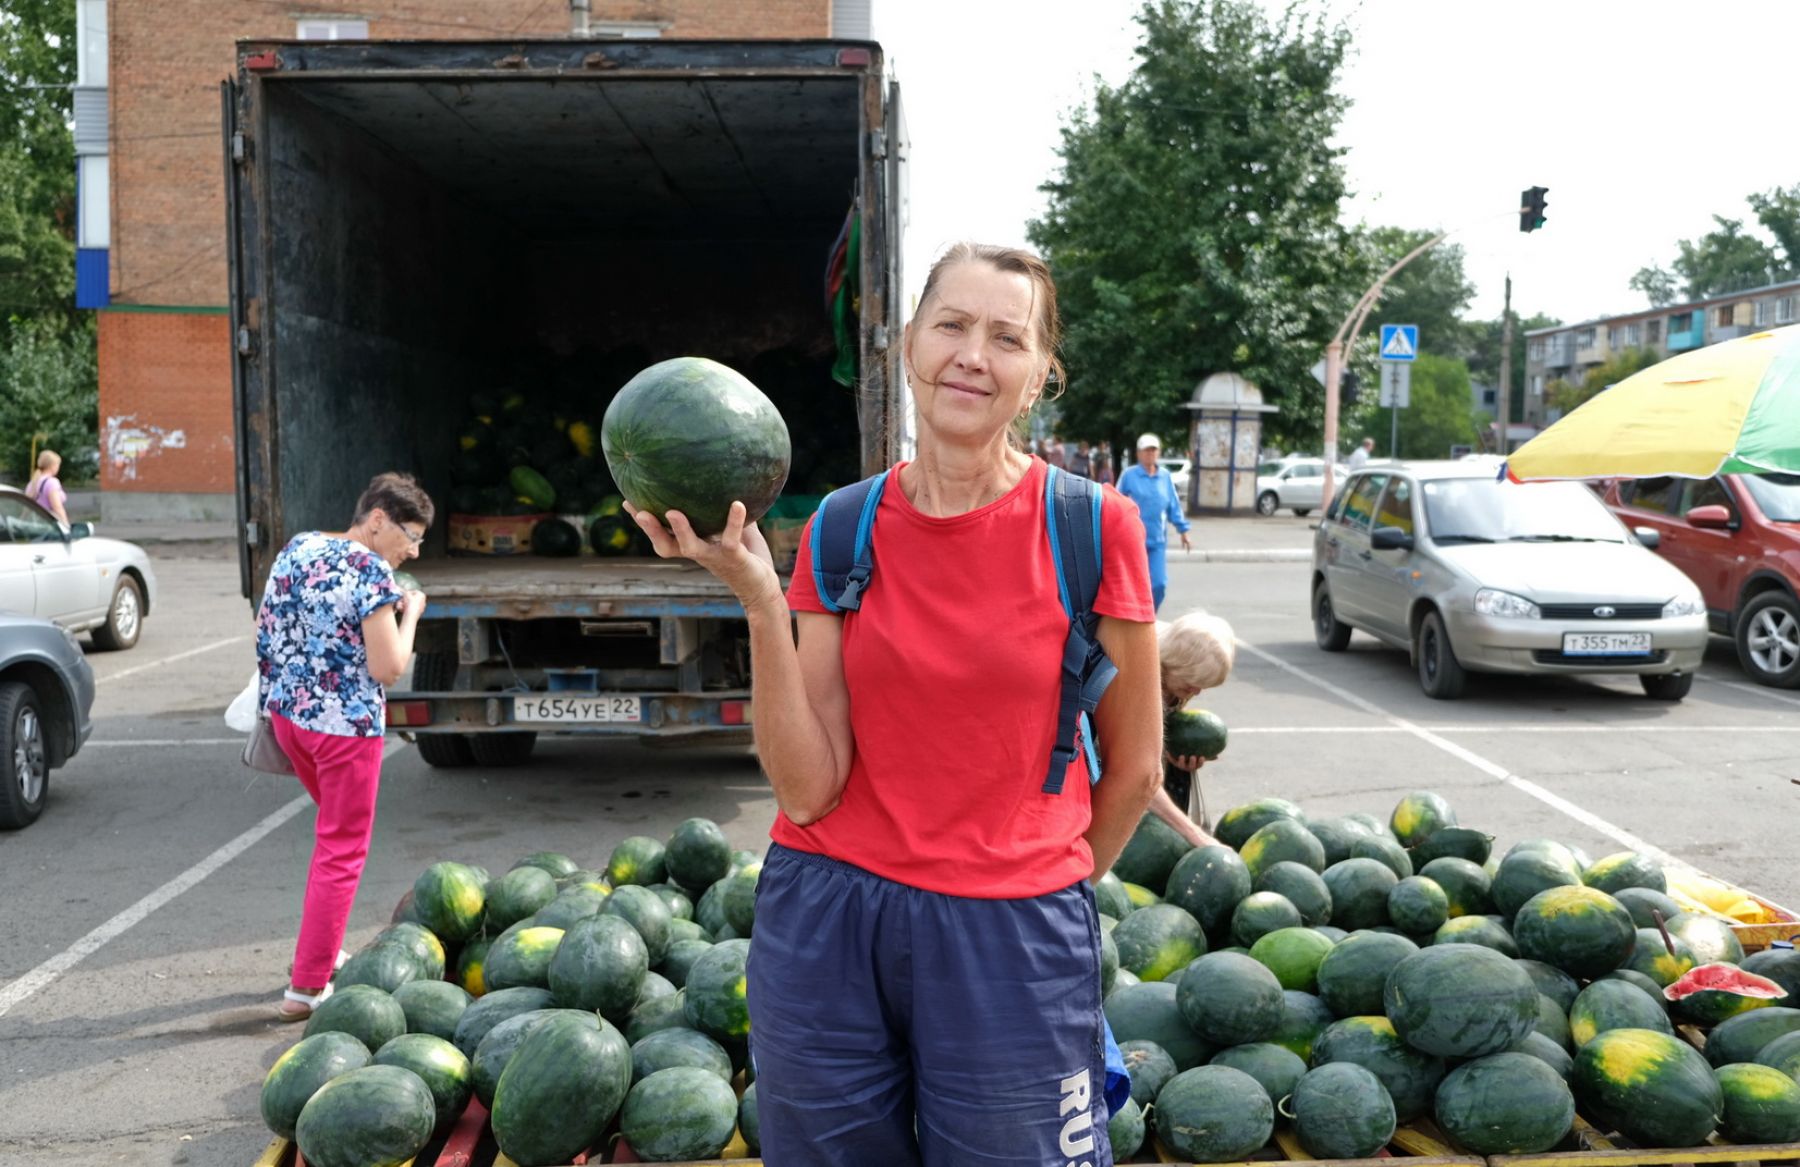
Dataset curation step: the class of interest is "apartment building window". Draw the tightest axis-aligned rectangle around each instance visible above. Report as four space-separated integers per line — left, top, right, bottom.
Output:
1755 300 1771 327
1575 328 1596 349
1717 305 1736 327
1531 375 1543 397
1647 319 1662 344
1669 311 1692 332
1612 323 1639 348
1779 298 1796 325
1527 340 1543 362
297 19 370 39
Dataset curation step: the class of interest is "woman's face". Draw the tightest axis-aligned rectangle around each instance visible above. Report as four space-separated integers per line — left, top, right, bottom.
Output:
370 509 425 567
1138 444 1160 471
1165 685 1203 712
904 263 1048 448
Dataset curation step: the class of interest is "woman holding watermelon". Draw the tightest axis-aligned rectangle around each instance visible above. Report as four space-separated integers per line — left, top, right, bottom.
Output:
631 244 1162 1165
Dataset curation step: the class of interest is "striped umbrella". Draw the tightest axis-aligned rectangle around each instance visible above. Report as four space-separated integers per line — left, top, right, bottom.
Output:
1504 324 1800 481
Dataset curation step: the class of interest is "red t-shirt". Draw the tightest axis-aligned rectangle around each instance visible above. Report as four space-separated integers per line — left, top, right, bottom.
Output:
775 458 1155 898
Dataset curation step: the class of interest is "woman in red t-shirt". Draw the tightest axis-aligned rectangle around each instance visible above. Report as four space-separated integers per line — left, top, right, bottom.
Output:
632 244 1161 1166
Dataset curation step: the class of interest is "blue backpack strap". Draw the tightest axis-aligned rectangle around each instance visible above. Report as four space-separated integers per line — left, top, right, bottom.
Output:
1043 467 1116 795
810 470 890 613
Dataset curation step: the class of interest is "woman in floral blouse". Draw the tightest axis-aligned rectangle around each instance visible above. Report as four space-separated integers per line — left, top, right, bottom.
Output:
256 472 431 1019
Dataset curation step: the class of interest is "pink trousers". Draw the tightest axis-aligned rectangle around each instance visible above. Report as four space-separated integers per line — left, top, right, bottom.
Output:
273 714 387 986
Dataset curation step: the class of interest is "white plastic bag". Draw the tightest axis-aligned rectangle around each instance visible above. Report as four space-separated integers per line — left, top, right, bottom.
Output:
224 673 260 734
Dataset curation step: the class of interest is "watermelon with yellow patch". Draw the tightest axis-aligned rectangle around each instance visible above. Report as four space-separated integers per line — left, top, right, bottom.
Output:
1512 885 1636 979
1717 1063 1800 1144
1113 904 1208 984
1571 1027 1723 1147
683 939 751 1042
1622 928 1697 987
413 862 487 945
1569 979 1672 1048
1389 791 1457 849
1581 851 1666 896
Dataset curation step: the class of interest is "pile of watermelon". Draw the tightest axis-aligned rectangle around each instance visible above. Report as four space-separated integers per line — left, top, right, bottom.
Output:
260 819 765 1166
1099 791 1800 1162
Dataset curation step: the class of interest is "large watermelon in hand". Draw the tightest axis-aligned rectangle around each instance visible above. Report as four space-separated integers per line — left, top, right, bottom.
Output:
600 357 791 537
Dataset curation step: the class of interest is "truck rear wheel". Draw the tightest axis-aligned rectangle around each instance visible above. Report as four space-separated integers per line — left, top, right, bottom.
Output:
411 651 473 769
468 732 537 767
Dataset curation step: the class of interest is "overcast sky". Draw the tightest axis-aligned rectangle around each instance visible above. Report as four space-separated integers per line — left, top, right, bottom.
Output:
871 0 1800 339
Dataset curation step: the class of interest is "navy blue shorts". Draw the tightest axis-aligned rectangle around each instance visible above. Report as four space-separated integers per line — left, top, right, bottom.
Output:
747 844 1115 1166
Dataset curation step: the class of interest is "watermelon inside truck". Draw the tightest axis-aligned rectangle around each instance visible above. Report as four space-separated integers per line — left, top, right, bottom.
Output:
224 38 907 767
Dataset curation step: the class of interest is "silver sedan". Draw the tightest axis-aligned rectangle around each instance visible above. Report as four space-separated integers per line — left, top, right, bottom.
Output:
0 486 158 650
1311 460 1708 700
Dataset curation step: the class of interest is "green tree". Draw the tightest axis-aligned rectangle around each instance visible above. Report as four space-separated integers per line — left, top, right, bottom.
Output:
0 0 78 332
1028 0 1362 456
1747 184 1800 272
1629 264 1678 308
1344 353 1478 460
1545 346 1661 418
1360 226 1475 361
1672 216 1780 299
1466 311 1558 433
0 316 97 479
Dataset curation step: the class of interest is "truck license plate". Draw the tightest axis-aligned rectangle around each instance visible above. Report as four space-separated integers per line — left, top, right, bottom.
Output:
1561 632 1651 656
514 694 642 723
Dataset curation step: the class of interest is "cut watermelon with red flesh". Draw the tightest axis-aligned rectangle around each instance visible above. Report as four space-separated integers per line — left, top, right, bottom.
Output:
1664 963 1789 1003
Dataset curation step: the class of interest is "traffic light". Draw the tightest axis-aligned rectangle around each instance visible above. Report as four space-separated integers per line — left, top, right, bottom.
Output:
1341 370 1362 407
1520 186 1549 233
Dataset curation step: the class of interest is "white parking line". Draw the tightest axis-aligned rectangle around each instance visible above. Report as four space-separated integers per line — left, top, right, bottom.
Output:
93 635 252 685
1228 724 1800 735
1234 640 1690 870
85 738 245 748
0 737 408 1021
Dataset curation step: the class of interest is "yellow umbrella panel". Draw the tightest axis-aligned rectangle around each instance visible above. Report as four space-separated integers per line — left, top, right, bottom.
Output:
1505 324 1800 481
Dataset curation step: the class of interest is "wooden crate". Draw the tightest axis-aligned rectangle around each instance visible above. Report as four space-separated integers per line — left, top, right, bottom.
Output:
1489 1114 1800 1167
1135 1117 1485 1166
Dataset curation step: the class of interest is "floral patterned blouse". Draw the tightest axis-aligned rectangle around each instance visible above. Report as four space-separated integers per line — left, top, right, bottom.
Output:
256 532 402 737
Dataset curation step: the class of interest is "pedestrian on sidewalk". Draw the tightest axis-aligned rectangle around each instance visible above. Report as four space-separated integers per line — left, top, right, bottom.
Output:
256 472 430 1020
1347 436 1375 470
1070 440 1092 477
1146 610 1237 847
1116 433 1191 611
632 242 1161 1166
25 449 70 529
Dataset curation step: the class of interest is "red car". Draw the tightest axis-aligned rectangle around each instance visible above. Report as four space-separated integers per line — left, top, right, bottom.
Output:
1603 474 1800 687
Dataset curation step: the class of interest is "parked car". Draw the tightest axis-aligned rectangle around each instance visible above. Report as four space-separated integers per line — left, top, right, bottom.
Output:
0 485 156 649
1312 460 1708 700
0 613 96 827
1158 457 1191 503
1603 473 1800 688
1256 458 1327 516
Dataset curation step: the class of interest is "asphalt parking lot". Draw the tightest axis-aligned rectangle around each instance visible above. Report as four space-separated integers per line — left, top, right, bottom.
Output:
0 525 1794 1164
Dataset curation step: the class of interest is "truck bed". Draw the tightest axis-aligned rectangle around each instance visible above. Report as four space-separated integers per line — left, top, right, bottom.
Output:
408 556 761 619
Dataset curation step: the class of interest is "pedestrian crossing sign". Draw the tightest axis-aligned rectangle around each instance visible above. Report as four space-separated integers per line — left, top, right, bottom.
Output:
1379 324 1419 362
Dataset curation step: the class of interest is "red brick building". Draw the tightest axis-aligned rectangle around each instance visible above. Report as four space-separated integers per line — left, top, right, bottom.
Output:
84 0 856 519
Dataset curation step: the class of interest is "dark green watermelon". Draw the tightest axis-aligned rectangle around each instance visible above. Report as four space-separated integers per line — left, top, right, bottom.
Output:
618 1066 742 1162
486 866 560 930
1211 1042 1306 1105
1743 947 1800 1000
1241 818 1327 879
1317 930 1420 1018
1705 1007 1800 1068
294 1065 437 1167
1267 990 1337 1061
333 943 425 995
482 924 565 992
1313 1015 1446 1122
1255 861 1333 926
533 886 609 931
1569 979 1671 1048
1493 848 1583 920
1153 1066 1274 1162
720 862 760 936
1581 851 1666 895
1388 876 1450 936
1383 944 1539 1058
1113 813 1190 896
1165 708 1228 759
530 517 582 557
631 1026 733 1084
1291 1062 1397 1159
491 1012 634 1166
1216 798 1305 851
664 818 733 894
1411 827 1494 867
739 1082 761 1154
372 922 448 980
1614 887 1683 931
604 884 674 966
1118 1039 1176 1106
261 1031 370 1139
473 1009 585 1109
1515 959 1581 1013
1512 885 1636 979
601 357 792 536
1420 856 1495 918
1323 858 1399 931
1232 891 1303 948
1432 914 1520 957
391 980 473 1043
303 985 407 1054
1176 951 1285 1046
1435 1052 1575 1154
626 989 693 1045
659 938 714 990
1572 1027 1723 1147
1164 845 1251 937
1512 1030 1575 1077
450 986 557 1058
1105 981 1214 1071
371 1033 474 1136
1535 993 1573 1050
1351 834 1414 880
683 939 751 1043
1113 903 1207 983
1107 1096 1146 1161
545 914 647 1024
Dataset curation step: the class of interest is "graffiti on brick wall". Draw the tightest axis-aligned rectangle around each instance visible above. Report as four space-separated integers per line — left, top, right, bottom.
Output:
105 416 188 481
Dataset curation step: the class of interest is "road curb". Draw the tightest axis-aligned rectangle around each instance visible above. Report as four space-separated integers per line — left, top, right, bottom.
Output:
1187 549 1312 563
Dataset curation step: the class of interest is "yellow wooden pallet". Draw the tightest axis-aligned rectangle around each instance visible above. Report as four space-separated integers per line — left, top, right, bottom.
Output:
1141 1118 1484 1166
1490 1115 1800 1167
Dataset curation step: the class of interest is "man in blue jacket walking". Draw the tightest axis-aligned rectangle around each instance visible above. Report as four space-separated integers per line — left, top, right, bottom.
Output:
1116 432 1191 610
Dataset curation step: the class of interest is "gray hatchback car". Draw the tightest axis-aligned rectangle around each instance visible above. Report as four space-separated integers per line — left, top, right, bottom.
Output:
0 613 96 827
1311 460 1709 700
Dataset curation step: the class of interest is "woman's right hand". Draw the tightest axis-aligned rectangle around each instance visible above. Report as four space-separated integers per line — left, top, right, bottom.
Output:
629 500 783 610
1164 750 1206 773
